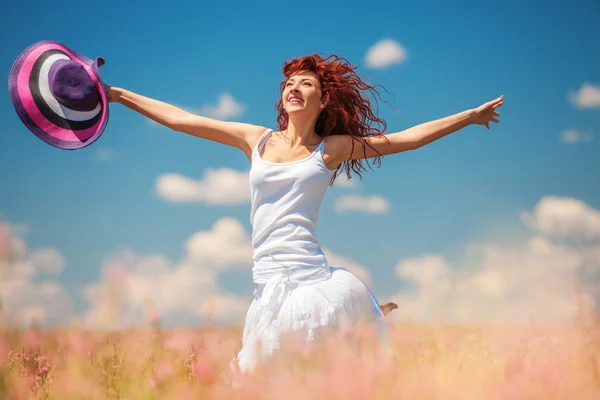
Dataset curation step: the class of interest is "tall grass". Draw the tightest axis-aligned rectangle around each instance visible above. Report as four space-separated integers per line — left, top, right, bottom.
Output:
1 310 599 400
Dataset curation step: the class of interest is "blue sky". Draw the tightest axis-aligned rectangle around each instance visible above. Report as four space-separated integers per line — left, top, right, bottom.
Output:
1 0 599 328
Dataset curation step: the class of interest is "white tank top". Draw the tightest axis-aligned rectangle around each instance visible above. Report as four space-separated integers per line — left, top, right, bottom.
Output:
249 128 335 271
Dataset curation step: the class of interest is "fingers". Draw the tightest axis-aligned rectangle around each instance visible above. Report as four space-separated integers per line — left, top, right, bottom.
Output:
479 96 504 130
484 98 503 112
492 95 504 109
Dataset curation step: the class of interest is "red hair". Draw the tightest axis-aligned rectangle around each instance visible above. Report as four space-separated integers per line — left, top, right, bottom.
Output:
275 54 389 184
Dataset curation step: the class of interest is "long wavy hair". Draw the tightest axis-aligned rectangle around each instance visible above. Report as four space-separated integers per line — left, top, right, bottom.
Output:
275 54 389 184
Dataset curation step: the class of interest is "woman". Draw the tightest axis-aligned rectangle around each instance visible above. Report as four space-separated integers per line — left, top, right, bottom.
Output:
104 54 502 372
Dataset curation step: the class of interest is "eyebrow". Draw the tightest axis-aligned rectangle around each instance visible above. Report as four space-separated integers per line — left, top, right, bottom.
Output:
287 78 317 87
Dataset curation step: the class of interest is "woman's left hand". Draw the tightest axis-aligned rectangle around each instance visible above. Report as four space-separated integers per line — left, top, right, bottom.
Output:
472 95 504 130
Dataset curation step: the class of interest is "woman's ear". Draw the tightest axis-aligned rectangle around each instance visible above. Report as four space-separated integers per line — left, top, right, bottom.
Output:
320 92 328 109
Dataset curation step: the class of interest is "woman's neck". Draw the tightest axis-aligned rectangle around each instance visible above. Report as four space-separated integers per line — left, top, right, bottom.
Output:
283 116 320 147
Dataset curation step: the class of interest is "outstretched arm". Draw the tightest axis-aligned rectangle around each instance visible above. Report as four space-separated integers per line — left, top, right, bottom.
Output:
104 85 266 159
327 95 504 165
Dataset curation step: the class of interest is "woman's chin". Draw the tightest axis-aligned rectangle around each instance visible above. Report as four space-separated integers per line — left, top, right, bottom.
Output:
285 107 318 118
285 106 304 114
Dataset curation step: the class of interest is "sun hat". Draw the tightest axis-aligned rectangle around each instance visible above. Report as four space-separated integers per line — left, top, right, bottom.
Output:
8 40 109 150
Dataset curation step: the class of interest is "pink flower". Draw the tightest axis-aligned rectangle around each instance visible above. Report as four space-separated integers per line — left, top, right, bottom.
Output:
35 354 49 376
23 329 43 348
192 359 214 384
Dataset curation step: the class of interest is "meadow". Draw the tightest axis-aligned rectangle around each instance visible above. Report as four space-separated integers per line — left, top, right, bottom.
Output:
1 309 599 400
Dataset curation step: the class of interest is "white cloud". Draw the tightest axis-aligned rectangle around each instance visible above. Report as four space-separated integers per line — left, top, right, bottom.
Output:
0 223 72 328
335 194 390 214
396 255 450 287
81 217 255 329
29 247 66 275
200 293 250 324
333 176 358 189
386 196 600 324
185 217 253 269
559 129 594 144
4 223 30 237
200 93 246 120
94 148 115 162
520 196 600 241
323 247 371 285
155 168 250 205
364 39 407 69
569 83 600 109
82 251 220 329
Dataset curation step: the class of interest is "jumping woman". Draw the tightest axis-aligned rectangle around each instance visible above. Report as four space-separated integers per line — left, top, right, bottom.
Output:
103 54 503 372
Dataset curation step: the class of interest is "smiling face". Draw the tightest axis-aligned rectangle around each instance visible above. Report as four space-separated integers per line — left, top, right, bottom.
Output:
281 71 324 118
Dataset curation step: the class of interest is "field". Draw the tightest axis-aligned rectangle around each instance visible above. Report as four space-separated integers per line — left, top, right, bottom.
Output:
1 312 599 400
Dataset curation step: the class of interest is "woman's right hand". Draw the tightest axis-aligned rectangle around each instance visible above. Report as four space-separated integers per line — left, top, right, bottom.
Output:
103 84 120 103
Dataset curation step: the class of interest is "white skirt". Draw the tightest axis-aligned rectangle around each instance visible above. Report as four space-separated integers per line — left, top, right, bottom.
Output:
233 263 388 372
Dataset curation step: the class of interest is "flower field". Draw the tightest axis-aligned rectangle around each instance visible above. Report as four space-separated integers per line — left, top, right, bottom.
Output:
1 313 599 400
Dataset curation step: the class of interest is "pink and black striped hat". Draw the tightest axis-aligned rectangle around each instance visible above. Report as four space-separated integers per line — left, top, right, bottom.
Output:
8 41 109 150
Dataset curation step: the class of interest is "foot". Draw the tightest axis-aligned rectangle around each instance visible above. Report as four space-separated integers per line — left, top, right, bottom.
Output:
380 302 398 316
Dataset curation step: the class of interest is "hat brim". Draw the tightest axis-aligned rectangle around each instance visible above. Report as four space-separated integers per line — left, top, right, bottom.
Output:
8 40 109 150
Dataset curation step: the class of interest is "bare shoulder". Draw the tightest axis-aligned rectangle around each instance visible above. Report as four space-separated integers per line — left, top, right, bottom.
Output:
243 124 270 147
323 134 393 166
227 123 268 161
322 135 353 170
